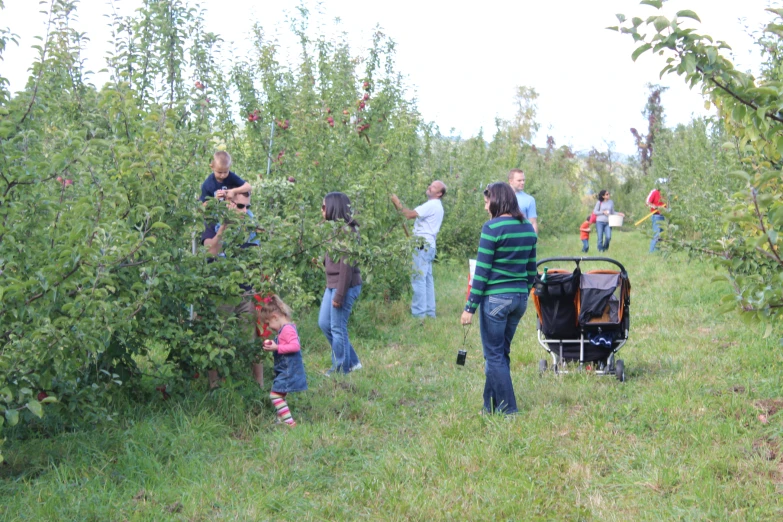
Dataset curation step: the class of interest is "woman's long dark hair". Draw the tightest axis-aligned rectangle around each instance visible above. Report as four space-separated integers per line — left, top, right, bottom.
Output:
597 189 609 201
483 182 525 221
323 191 359 229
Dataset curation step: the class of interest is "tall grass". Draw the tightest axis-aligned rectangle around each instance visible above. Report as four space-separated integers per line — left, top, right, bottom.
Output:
2 230 781 520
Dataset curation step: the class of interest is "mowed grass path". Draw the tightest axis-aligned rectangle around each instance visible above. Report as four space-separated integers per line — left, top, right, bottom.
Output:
2 230 782 520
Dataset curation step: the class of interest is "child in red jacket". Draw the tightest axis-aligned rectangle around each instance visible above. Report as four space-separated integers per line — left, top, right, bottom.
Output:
580 216 592 253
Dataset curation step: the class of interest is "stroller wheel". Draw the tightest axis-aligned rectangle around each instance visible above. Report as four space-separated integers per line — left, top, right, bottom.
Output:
615 359 625 382
539 359 547 375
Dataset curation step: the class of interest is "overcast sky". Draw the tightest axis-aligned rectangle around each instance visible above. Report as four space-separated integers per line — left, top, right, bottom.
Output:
1 0 775 154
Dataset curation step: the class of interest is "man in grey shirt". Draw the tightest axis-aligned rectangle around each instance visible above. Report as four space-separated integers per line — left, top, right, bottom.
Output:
391 180 446 318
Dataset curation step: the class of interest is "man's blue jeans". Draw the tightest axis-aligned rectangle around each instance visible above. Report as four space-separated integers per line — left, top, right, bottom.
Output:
596 222 611 252
411 245 436 318
650 214 665 252
318 285 362 373
479 292 528 414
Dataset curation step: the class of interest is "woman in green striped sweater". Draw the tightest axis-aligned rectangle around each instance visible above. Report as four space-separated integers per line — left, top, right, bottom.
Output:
461 182 537 415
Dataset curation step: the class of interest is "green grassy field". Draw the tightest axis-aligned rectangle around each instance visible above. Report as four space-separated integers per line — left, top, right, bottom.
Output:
2 230 782 521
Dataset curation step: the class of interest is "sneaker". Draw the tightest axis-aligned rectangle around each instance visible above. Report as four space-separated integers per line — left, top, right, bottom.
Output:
350 362 363 372
324 369 335 377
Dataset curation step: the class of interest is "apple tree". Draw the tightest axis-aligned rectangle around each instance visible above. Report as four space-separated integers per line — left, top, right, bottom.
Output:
0 0 421 461
612 1 783 336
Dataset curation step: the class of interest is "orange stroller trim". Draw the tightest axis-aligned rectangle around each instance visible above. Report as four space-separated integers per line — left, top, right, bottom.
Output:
531 257 631 381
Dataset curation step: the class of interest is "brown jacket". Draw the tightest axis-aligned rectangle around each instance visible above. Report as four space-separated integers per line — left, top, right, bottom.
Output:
325 254 362 305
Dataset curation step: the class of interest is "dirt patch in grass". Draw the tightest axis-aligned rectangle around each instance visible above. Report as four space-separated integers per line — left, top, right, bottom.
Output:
164 501 183 513
752 438 778 461
754 398 783 416
337 382 357 392
711 385 747 396
230 429 251 441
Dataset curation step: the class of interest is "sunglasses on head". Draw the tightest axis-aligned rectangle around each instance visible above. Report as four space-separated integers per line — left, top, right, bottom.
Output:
235 203 251 209
483 182 502 197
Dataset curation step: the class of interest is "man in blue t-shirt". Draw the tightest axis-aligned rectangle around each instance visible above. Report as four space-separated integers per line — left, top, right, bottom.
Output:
199 150 252 203
391 180 446 318
508 168 538 234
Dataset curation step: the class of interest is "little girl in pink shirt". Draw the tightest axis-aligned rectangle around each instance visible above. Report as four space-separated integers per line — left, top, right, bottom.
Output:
259 295 308 426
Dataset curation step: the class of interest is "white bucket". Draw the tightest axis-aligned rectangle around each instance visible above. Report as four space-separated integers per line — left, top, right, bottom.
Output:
608 214 624 227
466 259 477 299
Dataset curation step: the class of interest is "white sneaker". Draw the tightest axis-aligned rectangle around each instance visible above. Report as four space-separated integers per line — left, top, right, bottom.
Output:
350 362 363 372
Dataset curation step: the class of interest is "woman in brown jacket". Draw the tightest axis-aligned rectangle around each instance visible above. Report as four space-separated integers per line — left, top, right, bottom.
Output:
317 192 363 375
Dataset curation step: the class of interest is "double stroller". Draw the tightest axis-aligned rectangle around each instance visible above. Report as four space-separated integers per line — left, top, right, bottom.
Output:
531 257 631 381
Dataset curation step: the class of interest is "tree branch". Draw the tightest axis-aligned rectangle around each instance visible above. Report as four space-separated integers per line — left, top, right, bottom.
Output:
18 0 56 126
698 65 783 124
750 187 783 267
0 260 85 318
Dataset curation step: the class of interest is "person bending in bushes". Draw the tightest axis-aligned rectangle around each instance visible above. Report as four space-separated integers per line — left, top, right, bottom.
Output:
202 191 262 389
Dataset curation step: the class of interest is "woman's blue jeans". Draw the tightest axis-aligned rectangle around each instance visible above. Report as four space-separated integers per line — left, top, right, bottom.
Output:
479 292 528 414
318 285 362 373
596 222 611 252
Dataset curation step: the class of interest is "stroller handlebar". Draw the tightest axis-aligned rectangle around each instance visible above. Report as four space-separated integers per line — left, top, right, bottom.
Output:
536 256 627 276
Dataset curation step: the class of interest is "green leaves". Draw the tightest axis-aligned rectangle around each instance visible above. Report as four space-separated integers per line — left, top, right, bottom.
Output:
653 16 670 33
4 409 18 427
676 10 701 23
26 400 43 418
632 44 652 61
615 4 783 340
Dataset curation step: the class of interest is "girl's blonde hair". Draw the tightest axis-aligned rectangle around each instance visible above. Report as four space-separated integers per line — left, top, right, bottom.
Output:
257 295 292 324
